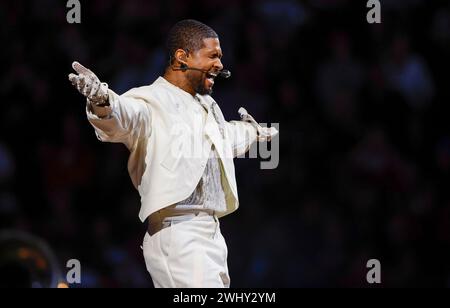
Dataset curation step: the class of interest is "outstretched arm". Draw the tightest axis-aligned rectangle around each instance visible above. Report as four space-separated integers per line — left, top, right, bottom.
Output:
225 107 278 157
68 61 151 149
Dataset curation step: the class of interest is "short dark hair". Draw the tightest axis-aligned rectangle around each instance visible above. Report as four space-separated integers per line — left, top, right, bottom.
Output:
166 19 218 65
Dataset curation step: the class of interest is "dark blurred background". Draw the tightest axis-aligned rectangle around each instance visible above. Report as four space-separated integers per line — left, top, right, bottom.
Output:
0 0 449 287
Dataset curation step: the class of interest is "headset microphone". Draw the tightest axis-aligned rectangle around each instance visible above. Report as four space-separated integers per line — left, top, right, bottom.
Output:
178 63 231 79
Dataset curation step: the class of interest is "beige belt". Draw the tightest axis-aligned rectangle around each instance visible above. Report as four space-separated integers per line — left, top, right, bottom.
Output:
147 207 215 236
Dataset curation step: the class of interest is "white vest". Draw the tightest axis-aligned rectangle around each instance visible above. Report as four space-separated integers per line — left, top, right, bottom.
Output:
87 77 258 222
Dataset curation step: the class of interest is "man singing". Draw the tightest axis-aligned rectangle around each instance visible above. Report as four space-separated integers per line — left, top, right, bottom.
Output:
68 19 277 288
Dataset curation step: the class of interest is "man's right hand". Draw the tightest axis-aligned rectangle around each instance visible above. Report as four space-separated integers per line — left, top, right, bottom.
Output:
68 61 109 106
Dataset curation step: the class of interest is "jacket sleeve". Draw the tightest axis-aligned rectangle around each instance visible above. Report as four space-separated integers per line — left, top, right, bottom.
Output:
225 120 258 158
86 88 152 150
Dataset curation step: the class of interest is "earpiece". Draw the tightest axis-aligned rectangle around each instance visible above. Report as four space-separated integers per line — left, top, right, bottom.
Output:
179 62 188 71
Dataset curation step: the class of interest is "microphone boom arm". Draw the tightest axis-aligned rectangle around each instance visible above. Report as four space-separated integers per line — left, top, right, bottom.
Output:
175 64 231 79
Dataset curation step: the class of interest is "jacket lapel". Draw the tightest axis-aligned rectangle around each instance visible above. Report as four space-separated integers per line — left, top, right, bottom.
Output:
197 98 226 159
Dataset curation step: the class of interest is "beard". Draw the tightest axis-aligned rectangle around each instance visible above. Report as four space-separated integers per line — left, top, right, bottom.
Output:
195 82 213 96
186 71 213 96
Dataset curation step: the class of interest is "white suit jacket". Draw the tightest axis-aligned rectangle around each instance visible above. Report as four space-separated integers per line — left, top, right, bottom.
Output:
87 77 258 222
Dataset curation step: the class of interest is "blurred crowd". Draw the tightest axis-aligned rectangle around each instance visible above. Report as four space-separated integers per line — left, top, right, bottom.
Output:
0 0 449 287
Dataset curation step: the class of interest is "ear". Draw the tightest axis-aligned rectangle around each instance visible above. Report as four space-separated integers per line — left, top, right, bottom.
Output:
174 49 189 65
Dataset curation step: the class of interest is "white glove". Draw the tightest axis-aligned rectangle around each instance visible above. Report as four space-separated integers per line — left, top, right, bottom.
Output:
238 107 279 142
68 61 109 106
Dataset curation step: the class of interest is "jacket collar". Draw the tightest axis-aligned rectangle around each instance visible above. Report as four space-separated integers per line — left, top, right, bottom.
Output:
156 76 213 110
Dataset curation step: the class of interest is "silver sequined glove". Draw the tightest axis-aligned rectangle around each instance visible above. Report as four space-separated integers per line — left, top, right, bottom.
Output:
238 107 279 142
68 61 109 106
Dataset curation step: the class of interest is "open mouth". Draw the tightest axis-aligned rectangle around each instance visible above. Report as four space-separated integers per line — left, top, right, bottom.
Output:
205 72 217 86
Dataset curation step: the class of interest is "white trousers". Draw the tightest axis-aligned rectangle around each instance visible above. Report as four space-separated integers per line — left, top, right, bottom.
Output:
142 211 230 288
